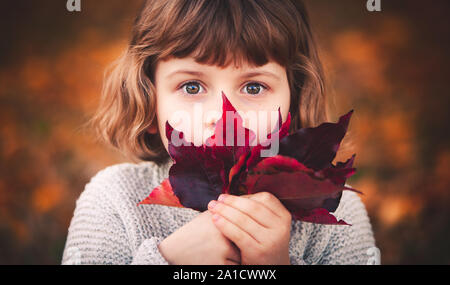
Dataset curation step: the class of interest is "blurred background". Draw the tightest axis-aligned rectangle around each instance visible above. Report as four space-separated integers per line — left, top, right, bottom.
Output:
0 0 448 264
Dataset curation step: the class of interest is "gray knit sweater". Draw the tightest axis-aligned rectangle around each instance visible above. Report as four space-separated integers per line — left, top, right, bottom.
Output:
61 158 378 265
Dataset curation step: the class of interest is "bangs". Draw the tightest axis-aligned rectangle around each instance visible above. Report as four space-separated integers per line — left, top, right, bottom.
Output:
156 0 300 68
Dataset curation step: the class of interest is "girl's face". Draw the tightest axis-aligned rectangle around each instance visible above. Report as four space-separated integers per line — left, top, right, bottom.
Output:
151 56 290 151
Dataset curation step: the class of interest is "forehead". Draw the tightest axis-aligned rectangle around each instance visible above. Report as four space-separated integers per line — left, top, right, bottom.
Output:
156 56 285 76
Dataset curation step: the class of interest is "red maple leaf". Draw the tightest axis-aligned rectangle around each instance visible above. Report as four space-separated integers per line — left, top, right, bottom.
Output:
139 92 361 225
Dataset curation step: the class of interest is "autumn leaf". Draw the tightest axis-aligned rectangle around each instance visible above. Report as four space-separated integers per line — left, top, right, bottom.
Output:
277 110 354 171
240 155 361 225
137 178 183 208
235 108 358 224
139 92 361 225
140 92 257 211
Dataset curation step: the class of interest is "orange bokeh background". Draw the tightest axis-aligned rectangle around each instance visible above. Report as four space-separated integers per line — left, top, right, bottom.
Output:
0 0 449 264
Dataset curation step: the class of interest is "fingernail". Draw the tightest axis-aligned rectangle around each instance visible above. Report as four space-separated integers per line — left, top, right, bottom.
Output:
218 194 226 202
208 200 217 209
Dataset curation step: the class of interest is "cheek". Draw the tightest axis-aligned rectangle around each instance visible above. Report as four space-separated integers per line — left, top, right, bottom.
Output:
156 98 213 147
155 92 186 151
155 101 169 152
241 96 290 144
278 85 291 123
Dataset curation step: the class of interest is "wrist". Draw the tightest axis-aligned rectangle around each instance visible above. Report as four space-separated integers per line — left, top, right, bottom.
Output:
158 236 176 265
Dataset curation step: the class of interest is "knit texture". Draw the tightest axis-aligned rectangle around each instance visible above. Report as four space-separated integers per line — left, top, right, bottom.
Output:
61 158 378 265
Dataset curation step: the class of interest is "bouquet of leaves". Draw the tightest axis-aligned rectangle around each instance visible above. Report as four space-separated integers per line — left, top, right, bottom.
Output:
139 92 361 225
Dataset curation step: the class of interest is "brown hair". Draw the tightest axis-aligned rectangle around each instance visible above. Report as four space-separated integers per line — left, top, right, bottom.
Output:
88 0 349 164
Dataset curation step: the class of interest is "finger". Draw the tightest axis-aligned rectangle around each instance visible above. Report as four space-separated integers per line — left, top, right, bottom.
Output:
211 212 259 251
215 194 280 228
208 199 266 242
246 192 292 221
235 192 285 217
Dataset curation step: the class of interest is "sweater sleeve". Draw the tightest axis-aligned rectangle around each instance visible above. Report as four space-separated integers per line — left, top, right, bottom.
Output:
317 190 379 265
130 237 169 265
61 166 169 265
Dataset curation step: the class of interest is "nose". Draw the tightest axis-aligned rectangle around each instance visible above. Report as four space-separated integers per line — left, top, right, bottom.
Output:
206 117 217 129
205 104 221 131
204 90 228 129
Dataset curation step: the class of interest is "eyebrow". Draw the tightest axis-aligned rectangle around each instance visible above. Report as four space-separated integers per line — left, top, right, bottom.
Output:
166 70 280 80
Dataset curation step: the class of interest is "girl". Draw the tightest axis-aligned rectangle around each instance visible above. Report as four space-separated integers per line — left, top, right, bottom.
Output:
62 0 377 265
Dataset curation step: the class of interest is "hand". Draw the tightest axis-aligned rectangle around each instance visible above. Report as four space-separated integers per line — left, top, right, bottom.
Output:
158 210 240 265
207 192 292 265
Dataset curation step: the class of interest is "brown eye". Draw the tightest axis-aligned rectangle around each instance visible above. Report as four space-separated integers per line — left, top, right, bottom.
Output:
243 82 267 96
181 81 203 95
